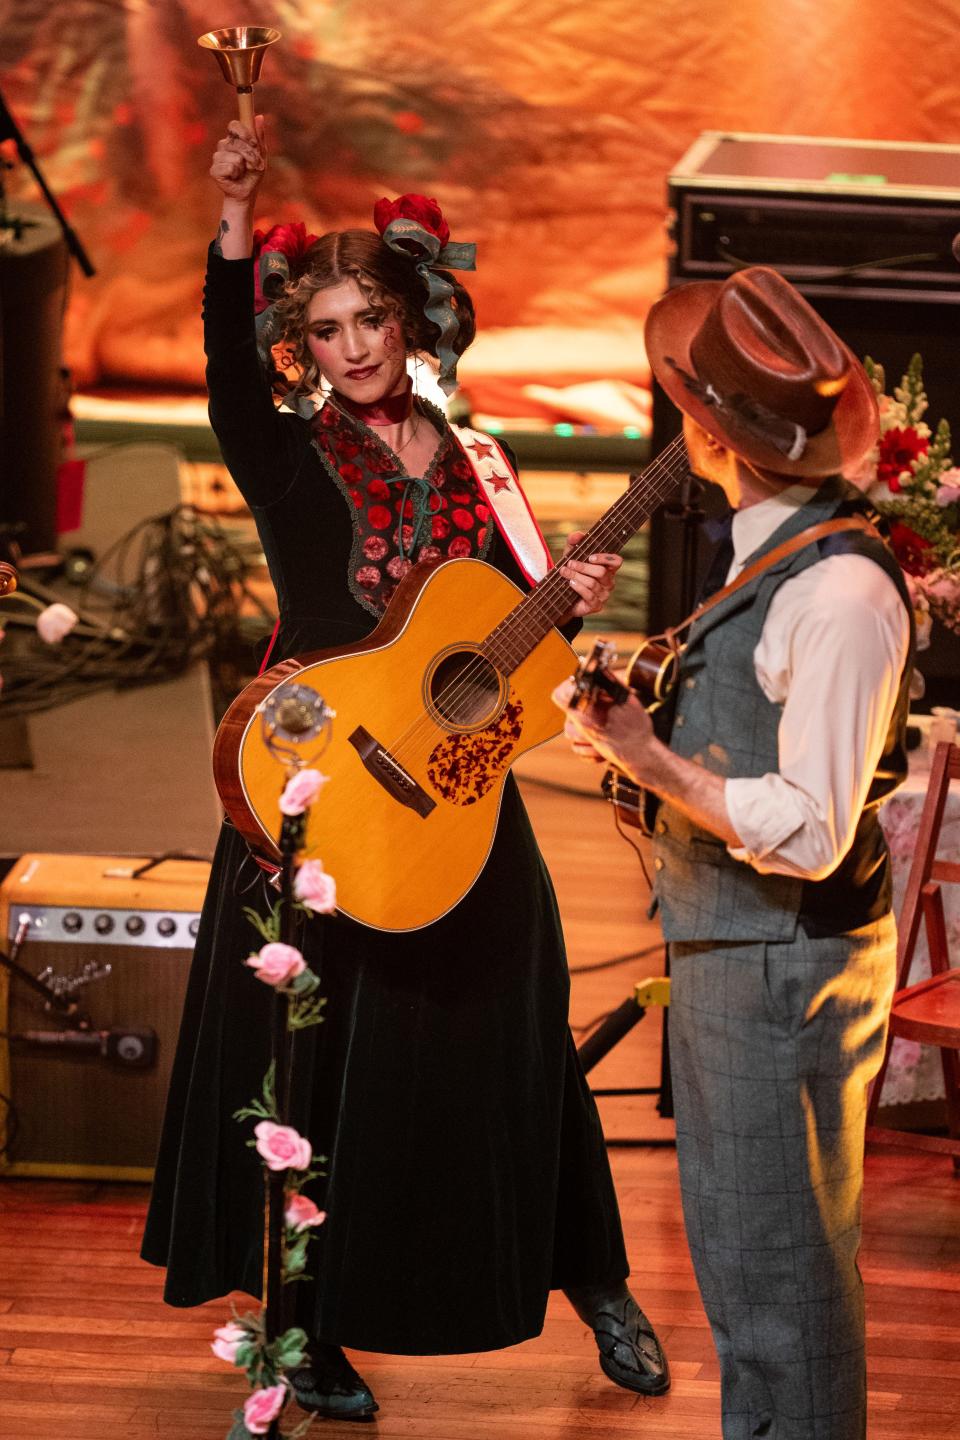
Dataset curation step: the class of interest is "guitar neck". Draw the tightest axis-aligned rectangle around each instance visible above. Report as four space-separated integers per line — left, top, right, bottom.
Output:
481 433 690 675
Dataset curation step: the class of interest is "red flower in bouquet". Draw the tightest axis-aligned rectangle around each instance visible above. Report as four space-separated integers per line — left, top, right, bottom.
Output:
252 221 319 314
373 194 450 248
888 521 935 576
877 426 929 492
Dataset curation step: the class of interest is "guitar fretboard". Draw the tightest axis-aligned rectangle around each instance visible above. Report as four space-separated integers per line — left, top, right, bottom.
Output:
481 433 690 675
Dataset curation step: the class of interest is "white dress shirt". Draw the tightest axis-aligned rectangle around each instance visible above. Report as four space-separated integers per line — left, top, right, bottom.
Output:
722 485 911 881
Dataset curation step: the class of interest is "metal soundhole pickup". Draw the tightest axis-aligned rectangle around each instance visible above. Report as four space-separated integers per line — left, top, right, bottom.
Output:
349 726 436 819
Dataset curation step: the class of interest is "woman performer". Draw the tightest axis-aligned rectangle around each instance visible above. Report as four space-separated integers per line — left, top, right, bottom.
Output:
141 117 668 1419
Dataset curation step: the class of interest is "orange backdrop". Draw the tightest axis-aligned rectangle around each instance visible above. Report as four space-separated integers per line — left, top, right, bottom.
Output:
2 0 959 394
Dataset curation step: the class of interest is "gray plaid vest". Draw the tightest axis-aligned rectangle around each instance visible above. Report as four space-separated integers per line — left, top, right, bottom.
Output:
651 478 914 944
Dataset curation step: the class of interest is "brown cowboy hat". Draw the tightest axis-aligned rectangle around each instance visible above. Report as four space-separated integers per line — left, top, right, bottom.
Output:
645 266 878 480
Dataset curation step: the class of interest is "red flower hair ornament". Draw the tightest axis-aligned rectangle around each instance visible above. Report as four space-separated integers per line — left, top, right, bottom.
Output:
250 221 320 414
373 193 476 395
252 221 320 315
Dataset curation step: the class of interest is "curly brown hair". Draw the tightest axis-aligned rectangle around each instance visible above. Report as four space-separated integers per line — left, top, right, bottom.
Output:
270 229 476 400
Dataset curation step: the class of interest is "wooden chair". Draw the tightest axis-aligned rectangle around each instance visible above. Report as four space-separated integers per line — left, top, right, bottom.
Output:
867 741 960 1168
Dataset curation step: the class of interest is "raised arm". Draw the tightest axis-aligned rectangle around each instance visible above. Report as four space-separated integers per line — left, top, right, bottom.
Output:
204 117 305 507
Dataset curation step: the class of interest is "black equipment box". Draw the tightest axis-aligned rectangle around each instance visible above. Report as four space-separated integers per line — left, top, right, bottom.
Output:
648 132 960 706
666 131 960 297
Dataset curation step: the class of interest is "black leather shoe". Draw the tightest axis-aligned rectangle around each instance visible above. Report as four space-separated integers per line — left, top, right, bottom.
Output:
564 1283 670 1396
289 1342 379 1420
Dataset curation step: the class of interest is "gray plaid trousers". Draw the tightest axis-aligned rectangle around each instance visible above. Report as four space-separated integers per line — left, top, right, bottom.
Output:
669 915 896 1440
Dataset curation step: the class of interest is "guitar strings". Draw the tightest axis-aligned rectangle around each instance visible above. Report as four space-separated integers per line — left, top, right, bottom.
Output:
383 438 691 773
382 437 691 773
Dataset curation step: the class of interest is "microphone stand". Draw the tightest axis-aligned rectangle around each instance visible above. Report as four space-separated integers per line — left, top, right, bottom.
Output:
0 87 95 276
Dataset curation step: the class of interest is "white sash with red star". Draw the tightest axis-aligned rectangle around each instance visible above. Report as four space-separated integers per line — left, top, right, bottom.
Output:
453 426 554 585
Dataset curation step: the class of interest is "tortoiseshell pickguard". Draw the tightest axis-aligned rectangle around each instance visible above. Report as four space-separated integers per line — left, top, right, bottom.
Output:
426 700 524 805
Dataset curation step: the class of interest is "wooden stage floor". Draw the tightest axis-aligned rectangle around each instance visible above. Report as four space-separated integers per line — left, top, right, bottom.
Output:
1 737 958 1439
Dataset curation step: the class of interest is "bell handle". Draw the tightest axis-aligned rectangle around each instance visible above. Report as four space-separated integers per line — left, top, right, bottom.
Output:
236 88 256 130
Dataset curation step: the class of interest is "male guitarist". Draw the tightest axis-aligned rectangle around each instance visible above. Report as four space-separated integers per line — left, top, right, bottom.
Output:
556 267 914 1440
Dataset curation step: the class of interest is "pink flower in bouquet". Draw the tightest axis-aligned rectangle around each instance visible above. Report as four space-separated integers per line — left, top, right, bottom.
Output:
36 602 78 644
210 1320 248 1365
877 426 928 492
243 1382 288 1434
279 768 328 816
246 942 306 986
254 1121 312 1172
284 1191 327 1232
294 859 337 914
936 469 960 507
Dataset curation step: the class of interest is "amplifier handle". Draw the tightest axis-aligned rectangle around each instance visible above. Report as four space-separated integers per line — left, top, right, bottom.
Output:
103 851 213 881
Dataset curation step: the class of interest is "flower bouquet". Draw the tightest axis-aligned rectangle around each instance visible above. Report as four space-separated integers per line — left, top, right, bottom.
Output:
856 353 960 645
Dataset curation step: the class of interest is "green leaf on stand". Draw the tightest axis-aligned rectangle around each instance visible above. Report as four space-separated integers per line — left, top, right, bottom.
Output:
234 1341 256 1371
283 1233 311 1281
242 903 282 944
289 969 321 996
288 994 327 1031
276 1325 308 1367
226 1410 254 1440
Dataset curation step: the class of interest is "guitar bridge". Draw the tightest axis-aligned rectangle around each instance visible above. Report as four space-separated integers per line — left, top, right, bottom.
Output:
348 726 436 819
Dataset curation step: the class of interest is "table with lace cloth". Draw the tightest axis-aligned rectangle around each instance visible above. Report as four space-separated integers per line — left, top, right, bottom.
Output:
878 747 960 1105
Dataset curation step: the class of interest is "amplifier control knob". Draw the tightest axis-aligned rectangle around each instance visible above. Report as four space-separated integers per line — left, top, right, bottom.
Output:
94 914 115 935
157 917 177 938
63 912 83 933
188 917 200 938
126 915 146 936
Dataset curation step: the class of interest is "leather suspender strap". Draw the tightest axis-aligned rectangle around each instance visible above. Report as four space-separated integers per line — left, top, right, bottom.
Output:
659 515 880 653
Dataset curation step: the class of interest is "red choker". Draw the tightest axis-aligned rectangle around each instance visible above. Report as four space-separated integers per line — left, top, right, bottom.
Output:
333 378 414 427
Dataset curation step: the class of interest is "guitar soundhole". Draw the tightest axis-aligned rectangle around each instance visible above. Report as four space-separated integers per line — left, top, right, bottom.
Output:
427 649 505 731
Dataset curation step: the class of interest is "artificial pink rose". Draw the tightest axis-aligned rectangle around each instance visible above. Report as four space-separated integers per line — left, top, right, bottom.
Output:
284 1192 327 1232
243 1382 288 1435
294 859 337 914
246 942 306 986
373 194 450 248
36 602 78 644
279 768 328 816
210 1321 248 1365
254 1121 312 1172
936 480 960 508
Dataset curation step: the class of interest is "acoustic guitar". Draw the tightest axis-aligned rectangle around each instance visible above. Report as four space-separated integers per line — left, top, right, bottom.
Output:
213 434 691 931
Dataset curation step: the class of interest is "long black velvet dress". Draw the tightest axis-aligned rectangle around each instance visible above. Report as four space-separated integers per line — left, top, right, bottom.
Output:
141 250 628 1355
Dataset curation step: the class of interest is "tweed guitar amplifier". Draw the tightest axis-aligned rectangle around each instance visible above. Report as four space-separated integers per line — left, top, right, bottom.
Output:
0 853 210 1180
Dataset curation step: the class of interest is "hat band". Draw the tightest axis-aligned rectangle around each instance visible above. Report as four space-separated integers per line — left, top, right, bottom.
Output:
666 357 808 463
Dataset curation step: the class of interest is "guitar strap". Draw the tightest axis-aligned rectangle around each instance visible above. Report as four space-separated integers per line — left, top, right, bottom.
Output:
454 425 554 585
658 515 881 655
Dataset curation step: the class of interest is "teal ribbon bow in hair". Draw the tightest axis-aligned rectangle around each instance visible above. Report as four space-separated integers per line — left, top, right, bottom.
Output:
378 218 477 396
384 471 447 559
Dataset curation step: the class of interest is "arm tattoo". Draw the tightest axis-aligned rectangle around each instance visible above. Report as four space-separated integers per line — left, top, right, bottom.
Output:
212 217 230 256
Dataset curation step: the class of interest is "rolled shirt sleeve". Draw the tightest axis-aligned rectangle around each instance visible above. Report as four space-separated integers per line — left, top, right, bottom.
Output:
724 553 910 880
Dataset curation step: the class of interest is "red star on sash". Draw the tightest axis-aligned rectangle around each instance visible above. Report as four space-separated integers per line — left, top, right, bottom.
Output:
467 439 497 460
488 473 513 493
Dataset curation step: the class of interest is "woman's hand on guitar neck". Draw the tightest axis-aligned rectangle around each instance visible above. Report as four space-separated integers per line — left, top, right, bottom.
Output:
557 531 622 621
210 116 267 258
